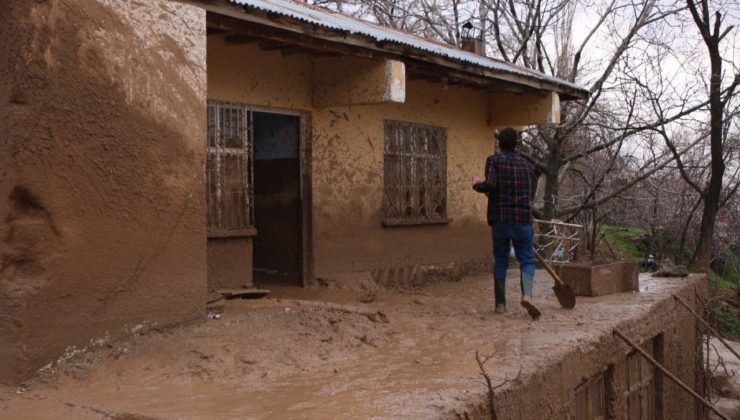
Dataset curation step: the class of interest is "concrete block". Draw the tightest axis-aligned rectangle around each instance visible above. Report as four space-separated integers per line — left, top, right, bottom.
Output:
313 57 406 107
488 90 560 127
559 262 640 296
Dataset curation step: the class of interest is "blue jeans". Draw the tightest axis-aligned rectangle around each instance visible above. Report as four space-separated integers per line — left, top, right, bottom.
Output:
491 223 535 307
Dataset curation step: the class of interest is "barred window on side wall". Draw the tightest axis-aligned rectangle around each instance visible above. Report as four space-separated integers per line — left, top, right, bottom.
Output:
627 337 660 420
575 372 606 420
383 120 447 226
206 102 255 237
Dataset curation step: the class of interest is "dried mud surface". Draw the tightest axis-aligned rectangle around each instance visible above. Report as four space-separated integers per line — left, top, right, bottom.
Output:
0 272 699 419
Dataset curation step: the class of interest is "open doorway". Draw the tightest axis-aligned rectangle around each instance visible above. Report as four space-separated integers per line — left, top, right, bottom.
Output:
252 111 302 286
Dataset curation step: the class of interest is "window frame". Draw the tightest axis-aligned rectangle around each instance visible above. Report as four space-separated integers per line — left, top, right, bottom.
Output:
206 101 256 238
575 372 606 420
382 120 449 227
626 338 658 420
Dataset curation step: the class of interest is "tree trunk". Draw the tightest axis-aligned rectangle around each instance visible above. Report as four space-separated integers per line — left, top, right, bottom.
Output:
478 0 486 54
542 141 561 221
691 5 727 272
678 197 702 266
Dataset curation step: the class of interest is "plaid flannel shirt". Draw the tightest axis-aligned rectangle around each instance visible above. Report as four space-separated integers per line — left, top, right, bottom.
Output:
473 151 534 225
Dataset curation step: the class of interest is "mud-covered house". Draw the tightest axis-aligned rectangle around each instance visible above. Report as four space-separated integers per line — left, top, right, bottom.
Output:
200 0 587 292
1 1 711 419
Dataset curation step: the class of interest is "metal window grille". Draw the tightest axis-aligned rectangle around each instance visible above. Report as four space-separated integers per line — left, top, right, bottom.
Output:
575 373 606 420
383 120 447 225
206 102 254 236
627 340 656 420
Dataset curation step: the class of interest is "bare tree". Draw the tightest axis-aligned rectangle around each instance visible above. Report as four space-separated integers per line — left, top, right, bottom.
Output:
476 0 715 223
309 0 740 266
667 0 740 270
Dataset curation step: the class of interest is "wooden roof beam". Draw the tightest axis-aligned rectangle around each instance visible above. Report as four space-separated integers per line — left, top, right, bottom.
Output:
223 34 260 45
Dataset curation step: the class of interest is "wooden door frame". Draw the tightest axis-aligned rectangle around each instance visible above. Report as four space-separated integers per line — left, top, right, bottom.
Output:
247 105 313 287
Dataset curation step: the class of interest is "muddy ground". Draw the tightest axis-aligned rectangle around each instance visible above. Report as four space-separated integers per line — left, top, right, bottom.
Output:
0 270 700 419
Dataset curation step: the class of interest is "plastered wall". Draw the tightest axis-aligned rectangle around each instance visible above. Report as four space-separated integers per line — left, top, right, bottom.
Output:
207 238 253 289
0 0 207 384
311 82 493 279
207 38 494 286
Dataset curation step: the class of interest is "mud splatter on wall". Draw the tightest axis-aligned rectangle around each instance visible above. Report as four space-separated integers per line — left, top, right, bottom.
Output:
311 81 494 279
208 39 495 286
0 0 207 384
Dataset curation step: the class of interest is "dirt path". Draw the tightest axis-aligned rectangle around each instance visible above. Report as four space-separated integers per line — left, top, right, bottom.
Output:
1 271 696 419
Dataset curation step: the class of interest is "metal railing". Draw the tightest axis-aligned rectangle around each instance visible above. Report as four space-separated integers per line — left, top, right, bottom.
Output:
534 219 584 263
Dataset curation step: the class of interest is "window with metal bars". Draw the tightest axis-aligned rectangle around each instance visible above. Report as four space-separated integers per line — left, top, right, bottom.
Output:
383 120 447 226
575 372 606 420
206 101 255 237
627 338 658 420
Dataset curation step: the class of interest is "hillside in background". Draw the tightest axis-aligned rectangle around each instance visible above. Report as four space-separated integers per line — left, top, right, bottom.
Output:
597 224 740 338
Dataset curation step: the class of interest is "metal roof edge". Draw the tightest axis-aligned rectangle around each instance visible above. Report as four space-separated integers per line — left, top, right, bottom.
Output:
197 0 589 100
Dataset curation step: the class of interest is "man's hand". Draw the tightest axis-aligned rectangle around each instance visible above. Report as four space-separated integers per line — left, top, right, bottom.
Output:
472 177 489 196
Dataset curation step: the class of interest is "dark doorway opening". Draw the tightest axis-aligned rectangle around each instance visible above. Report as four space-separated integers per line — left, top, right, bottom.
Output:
252 111 302 286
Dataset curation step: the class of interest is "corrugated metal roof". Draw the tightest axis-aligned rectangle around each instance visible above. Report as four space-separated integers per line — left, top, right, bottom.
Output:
228 0 587 96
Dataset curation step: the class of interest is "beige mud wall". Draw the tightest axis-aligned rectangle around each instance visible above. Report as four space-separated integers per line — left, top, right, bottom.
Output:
0 0 207 384
208 39 493 287
207 39 314 111
311 82 493 284
207 238 253 289
206 38 314 289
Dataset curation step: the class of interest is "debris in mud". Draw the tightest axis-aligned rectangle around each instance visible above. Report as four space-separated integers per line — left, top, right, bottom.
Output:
217 288 271 299
3 274 704 419
367 311 390 323
206 292 224 305
359 291 376 303
207 292 225 319
358 334 376 347
315 277 331 288
238 355 258 365
652 258 689 277
368 260 492 292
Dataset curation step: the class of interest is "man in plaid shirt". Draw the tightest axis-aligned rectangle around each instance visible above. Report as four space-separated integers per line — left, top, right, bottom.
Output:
473 128 540 319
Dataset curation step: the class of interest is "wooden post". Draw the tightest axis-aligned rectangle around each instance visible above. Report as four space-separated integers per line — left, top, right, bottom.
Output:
673 294 740 362
613 328 730 420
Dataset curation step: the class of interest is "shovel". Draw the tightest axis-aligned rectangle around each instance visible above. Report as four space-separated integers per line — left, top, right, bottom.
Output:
534 249 576 309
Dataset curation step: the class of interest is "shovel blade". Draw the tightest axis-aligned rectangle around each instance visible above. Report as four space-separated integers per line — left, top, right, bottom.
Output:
553 283 576 309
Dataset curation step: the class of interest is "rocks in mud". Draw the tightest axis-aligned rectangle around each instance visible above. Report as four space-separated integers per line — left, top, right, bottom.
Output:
366 311 389 324
651 258 689 277
237 354 257 365
357 334 376 347
206 292 225 320
358 291 376 303
108 413 161 420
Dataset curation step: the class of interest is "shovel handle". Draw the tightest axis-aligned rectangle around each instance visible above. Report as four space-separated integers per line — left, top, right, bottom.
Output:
534 249 565 287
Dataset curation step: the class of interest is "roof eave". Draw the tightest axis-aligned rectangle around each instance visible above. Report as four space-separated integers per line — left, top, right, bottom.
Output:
194 0 590 101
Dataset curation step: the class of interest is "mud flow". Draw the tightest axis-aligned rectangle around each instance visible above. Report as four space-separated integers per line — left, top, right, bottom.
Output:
1 272 702 419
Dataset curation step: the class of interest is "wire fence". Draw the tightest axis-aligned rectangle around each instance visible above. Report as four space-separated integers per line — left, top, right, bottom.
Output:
534 219 584 263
